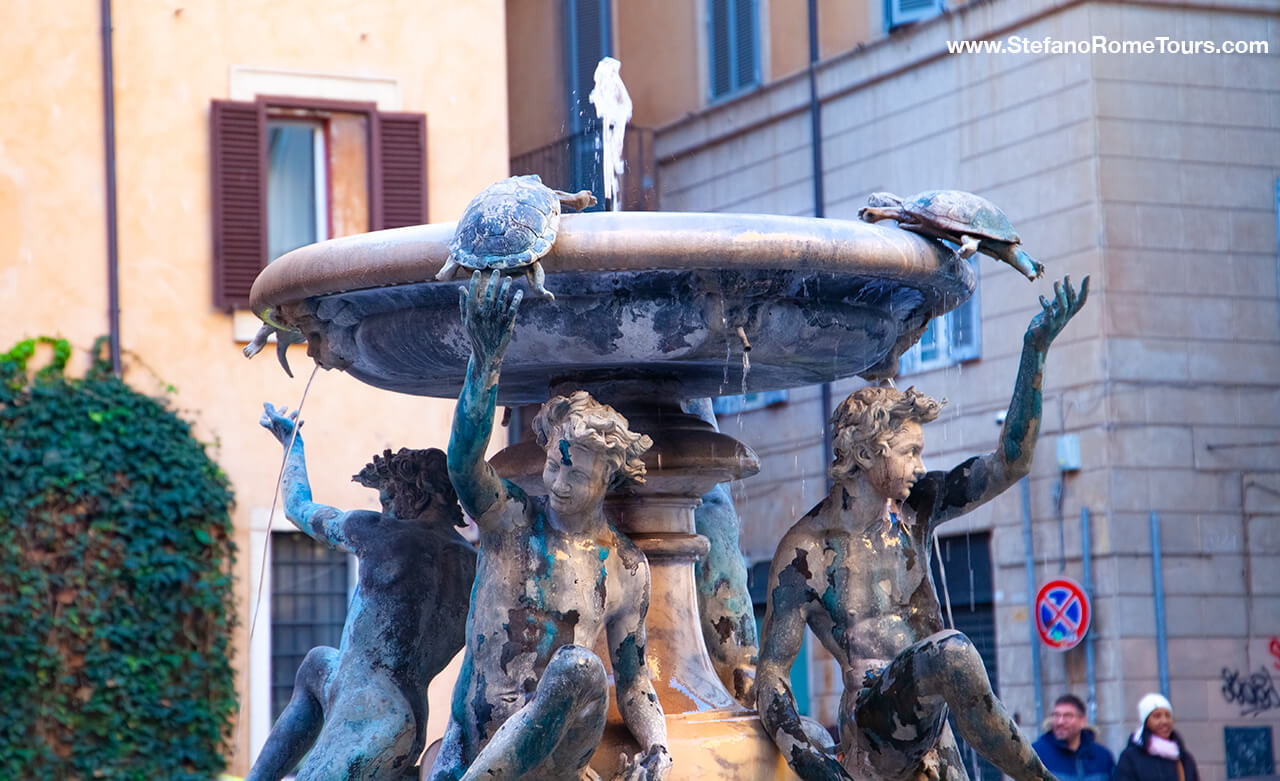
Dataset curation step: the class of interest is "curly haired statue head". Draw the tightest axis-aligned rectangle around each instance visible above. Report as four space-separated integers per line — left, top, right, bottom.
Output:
353 447 464 526
829 386 944 483
532 391 653 490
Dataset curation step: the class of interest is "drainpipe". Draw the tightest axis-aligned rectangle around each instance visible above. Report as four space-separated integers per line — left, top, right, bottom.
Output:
1021 477 1044 726
1150 511 1170 697
100 0 122 375
808 0 835 492
807 0 825 221
1081 506 1096 724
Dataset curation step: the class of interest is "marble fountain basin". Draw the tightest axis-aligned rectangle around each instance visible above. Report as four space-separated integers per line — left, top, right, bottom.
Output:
250 211 975 403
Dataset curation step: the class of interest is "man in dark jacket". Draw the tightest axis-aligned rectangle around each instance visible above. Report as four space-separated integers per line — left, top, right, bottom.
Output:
1033 694 1116 781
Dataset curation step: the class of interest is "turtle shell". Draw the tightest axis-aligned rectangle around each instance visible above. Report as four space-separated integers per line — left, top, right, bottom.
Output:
449 174 561 270
903 190 1021 244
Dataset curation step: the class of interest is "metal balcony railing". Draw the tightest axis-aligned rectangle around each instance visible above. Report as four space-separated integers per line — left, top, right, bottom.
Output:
509 124 657 212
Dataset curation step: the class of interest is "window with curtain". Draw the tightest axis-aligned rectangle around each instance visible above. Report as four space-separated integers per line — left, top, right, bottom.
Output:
266 119 326 263
210 98 427 311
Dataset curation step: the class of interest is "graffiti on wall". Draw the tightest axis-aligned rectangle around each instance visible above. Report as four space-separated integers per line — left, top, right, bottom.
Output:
1222 667 1278 716
1222 638 1280 718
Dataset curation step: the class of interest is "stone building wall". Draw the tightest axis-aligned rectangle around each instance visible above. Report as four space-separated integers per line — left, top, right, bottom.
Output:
656 1 1280 778
1 2 510 774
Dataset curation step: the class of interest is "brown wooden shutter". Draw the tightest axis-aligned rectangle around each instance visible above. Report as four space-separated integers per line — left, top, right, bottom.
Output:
372 112 428 230
210 100 266 310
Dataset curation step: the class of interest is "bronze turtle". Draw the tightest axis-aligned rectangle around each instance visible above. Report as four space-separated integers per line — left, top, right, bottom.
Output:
436 174 596 300
859 190 1044 280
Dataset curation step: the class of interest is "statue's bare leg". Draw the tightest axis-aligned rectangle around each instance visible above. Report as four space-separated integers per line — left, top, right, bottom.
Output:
246 646 337 781
850 630 1053 781
426 717 468 781
295 672 418 780
694 482 758 704
460 645 608 780
684 397 758 706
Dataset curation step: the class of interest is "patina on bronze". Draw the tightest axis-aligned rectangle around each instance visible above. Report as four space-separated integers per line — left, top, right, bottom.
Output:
757 278 1088 781
250 408 476 781
247 209 977 780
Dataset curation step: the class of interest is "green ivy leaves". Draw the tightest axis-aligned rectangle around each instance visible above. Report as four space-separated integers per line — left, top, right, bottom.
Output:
0 338 238 779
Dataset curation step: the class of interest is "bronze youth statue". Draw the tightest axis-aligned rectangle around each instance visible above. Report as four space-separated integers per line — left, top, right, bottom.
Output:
758 277 1088 781
429 272 671 781
684 397 759 706
249 408 477 781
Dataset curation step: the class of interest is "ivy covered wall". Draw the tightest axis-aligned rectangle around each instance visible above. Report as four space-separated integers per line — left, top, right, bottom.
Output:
0 338 238 779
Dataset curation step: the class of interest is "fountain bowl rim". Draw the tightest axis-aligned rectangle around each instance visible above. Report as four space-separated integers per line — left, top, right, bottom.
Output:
249 210 974 320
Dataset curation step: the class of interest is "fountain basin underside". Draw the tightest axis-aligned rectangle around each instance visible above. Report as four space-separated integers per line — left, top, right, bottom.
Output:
253 212 975 402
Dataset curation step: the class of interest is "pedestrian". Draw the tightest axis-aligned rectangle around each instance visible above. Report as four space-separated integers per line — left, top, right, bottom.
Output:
1113 693 1200 781
1033 694 1115 781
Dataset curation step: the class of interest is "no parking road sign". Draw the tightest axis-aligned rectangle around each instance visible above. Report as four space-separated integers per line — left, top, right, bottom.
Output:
1035 578 1091 651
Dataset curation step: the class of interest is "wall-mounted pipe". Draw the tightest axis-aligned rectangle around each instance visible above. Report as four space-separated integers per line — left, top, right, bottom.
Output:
1022 477 1044 726
807 0 835 494
100 0 121 375
1150 511 1170 697
1081 506 1096 724
806 0 825 221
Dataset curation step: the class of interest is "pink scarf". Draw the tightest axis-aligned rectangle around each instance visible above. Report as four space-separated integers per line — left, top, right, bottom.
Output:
1133 728 1181 760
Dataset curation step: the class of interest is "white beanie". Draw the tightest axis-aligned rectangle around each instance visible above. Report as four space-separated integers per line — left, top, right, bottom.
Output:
1137 693 1173 728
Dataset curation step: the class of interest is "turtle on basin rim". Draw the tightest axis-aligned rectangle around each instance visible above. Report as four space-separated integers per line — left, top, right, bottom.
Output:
858 189 1044 281
436 174 597 300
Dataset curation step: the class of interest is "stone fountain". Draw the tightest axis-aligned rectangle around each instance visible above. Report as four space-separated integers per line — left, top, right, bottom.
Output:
249 209 973 779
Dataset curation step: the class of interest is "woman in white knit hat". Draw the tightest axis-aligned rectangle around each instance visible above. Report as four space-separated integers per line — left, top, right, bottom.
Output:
1113 693 1200 781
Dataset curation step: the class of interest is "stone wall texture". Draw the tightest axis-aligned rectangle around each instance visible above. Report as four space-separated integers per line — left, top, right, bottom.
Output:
656 1 1280 778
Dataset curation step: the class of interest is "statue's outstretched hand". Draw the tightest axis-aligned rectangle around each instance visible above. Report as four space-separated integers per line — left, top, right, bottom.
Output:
1025 275 1089 353
260 402 301 445
460 270 522 366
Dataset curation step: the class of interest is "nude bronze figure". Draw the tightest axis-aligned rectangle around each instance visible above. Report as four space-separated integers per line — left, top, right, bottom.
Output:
429 272 671 781
249 409 476 781
758 276 1088 781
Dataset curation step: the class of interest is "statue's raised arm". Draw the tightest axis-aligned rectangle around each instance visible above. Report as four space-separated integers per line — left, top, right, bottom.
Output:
259 401 353 552
448 271 523 525
923 275 1089 531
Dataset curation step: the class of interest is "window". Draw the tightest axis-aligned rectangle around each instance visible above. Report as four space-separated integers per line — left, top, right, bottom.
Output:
708 0 760 101
269 531 351 720
267 119 327 263
899 258 980 374
210 97 427 310
564 0 613 199
931 532 1000 781
748 562 811 715
885 0 944 30
712 389 788 415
